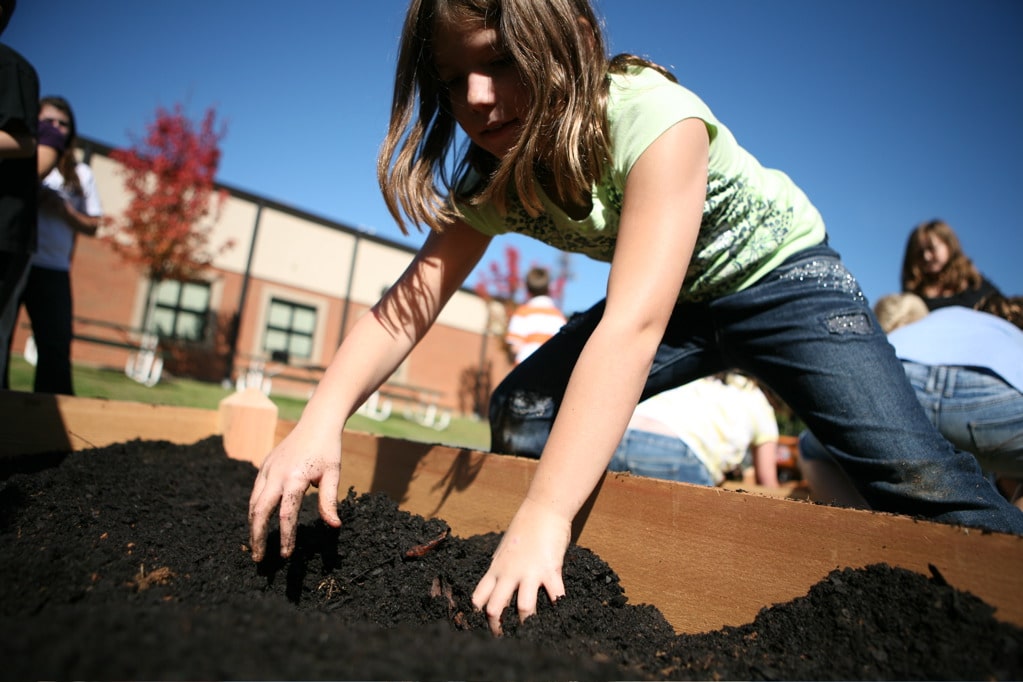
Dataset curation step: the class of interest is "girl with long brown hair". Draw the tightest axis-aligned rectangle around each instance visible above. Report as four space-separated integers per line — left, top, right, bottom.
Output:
20 95 102 394
248 0 1023 636
901 219 1001 310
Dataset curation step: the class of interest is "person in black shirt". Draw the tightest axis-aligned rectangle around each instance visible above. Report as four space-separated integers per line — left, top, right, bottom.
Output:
901 218 1001 310
0 0 65 388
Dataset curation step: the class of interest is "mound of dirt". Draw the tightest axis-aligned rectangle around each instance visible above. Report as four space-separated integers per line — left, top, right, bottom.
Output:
1 437 1019 680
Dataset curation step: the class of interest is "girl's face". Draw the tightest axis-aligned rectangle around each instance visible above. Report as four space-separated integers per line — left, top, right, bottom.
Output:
39 103 72 136
918 232 950 274
433 18 527 160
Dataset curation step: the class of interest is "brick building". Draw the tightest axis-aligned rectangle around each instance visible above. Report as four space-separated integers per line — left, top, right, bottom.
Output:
12 137 516 417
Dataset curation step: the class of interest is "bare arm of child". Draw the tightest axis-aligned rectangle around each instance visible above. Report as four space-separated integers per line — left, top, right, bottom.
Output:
471 118 710 634
36 119 65 178
38 188 101 236
0 128 33 157
37 143 59 178
0 120 63 173
753 441 780 488
62 201 102 236
0 118 60 175
248 220 492 561
0 129 60 176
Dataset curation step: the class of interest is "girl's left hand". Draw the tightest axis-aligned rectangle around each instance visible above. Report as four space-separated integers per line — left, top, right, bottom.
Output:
471 496 570 635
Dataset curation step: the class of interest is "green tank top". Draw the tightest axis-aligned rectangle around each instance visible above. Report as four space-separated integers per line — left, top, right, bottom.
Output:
457 65 827 301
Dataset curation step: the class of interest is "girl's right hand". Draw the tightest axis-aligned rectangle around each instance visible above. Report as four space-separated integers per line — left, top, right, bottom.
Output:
245 222 490 564
471 496 570 635
247 421 343 562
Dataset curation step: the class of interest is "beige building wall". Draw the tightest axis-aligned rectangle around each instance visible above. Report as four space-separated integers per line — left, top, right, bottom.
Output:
11 137 514 415
249 208 354 297
348 239 415 304
208 196 261 274
88 152 130 218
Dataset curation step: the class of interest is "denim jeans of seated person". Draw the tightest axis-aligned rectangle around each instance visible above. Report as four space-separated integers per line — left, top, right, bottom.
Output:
489 243 1023 536
899 362 1022 477
802 363 1023 475
608 429 716 486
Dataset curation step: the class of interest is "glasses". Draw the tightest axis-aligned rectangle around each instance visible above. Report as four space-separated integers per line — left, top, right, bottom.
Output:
40 116 71 129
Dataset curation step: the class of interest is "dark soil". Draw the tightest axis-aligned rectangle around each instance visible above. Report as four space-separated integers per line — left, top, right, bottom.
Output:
1 437 1020 680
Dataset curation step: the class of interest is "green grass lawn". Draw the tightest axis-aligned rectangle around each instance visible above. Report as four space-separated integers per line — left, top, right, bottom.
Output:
8 356 490 451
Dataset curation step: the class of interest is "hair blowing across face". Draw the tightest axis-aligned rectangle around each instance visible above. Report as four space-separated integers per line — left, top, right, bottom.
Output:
378 0 612 234
40 95 83 196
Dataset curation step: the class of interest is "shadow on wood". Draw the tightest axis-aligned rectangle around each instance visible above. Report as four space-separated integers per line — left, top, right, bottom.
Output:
1 390 72 457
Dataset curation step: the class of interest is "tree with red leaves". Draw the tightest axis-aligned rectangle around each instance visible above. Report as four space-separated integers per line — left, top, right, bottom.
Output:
105 104 231 331
474 246 569 363
474 245 521 302
474 245 567 306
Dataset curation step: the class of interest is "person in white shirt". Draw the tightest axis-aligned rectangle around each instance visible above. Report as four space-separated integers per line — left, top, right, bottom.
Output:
609 372 780 487
19 96 102 394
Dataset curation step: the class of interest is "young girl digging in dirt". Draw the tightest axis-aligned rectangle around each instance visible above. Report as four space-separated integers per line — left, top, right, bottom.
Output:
248 0 1023 635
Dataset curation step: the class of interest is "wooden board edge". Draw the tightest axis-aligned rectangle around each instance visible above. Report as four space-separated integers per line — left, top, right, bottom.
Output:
337 431 1023 634
0 390 219 456
3 393 1021 635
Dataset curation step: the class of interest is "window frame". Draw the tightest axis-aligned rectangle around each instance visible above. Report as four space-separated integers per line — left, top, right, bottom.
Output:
261 296 318 361
148 279 212 343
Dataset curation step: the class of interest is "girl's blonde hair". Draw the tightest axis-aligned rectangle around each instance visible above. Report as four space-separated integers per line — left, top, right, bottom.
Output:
873 292 929 333
378 0 672 235
901 219 982 297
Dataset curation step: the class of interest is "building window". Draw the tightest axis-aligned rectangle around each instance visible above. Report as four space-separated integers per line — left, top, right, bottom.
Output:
150 280 211 341
263 298 316 360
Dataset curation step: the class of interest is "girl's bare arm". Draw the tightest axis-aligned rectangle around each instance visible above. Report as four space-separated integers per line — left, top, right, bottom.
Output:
0 127 59 178
37 143 59 178
472 117 710 634
248 220 492 561
0 129 33 158
38 188 102 236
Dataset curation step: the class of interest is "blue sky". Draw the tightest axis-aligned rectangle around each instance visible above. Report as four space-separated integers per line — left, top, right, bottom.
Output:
7 1 1021 315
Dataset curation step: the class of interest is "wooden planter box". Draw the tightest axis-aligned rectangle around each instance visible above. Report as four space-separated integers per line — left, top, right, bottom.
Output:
3 388 1021 635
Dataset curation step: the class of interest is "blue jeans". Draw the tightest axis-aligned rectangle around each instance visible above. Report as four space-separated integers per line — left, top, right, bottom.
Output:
489 243 1023 535
801 363 1023 475
903 363 1023 476
609 429 716 486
